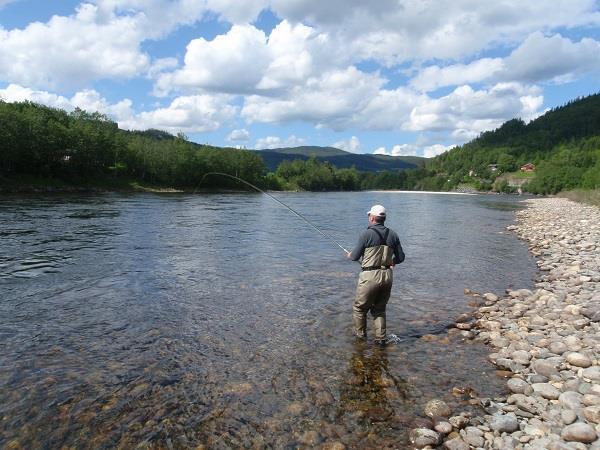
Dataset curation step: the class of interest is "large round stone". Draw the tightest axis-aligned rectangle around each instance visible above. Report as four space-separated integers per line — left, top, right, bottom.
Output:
566 352 592 368
582 366 600 382
561 422 597 443
532 382 560 400
559 391 583 410
489 413 519 433
507 378 531 394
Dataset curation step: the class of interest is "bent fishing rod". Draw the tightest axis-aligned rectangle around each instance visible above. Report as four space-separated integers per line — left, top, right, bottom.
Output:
199 172 350 254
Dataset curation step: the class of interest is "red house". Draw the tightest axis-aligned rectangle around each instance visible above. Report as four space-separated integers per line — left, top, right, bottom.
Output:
520 163 536 172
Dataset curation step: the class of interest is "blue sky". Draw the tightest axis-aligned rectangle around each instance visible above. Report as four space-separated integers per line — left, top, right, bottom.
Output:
1 1 599 157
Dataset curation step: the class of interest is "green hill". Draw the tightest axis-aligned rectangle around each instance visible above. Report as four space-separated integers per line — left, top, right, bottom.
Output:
421 93 600 193
256 146 425 172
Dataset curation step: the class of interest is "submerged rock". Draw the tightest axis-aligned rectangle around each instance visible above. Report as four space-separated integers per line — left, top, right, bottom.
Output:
409 428 441 448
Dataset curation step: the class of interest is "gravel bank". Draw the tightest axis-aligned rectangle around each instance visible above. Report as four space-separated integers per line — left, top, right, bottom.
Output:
412 198 600 449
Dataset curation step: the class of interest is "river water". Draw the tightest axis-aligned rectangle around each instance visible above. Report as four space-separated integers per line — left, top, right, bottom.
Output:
0 192 536 449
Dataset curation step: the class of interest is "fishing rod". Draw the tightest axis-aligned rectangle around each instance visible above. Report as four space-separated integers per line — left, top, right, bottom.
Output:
199 172 350 254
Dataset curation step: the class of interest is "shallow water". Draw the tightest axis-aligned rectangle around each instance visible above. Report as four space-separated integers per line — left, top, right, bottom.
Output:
0 192 536 448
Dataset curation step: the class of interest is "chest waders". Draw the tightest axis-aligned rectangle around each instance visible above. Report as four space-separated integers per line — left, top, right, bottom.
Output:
353 227 394 342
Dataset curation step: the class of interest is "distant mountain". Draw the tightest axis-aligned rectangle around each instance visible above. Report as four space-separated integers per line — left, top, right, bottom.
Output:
254 146 425 172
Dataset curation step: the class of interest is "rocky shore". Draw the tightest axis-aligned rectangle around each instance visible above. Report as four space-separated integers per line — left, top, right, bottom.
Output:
410 198 600 449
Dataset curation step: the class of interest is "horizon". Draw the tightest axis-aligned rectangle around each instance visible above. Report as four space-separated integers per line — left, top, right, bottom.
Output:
1 1 599 158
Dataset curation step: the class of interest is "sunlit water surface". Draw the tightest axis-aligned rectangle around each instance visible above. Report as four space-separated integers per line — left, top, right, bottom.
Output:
0 192 536 449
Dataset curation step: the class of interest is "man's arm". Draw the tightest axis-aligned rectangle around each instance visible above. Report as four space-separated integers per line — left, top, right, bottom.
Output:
393 237 405 264
347 232 367 261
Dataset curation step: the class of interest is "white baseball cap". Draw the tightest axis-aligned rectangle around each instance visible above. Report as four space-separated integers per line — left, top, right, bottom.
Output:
367 204 386 217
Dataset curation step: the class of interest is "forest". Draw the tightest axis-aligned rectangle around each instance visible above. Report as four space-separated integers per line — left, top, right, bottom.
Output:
420 94 600 194
1 94 599 194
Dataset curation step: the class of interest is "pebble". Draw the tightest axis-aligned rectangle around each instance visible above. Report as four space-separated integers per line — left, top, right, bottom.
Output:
440 199 600 449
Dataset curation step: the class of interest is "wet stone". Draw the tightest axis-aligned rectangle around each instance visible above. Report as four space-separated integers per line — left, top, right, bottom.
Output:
409 428 441 448
424 399 451 418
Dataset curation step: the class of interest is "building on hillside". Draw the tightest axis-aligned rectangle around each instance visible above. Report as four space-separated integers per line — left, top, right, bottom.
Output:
520 163 536 172
488 164 498 172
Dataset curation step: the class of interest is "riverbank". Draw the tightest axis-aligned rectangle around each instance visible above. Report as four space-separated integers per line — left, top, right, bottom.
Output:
414 198 600 449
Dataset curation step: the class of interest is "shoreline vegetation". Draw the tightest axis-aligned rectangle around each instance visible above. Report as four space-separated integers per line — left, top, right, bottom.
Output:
2 94 599 196
408 198 600 449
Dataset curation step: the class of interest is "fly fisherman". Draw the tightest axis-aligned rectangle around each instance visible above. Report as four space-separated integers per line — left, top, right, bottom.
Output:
347 205 405 346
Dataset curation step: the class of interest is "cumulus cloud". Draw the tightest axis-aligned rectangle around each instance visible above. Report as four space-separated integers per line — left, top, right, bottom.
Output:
227 128 250 142
156 20 339 95
0 1 209 89
120 95 237 133
373 143 454 158
1 83 236 134
410 32 600 92
406 83 544 138
505 32 600 84
270 0 600 64
332 136 361 153
242 66 386 130
156 24 270 95
204 0 266 23
255 135 305 149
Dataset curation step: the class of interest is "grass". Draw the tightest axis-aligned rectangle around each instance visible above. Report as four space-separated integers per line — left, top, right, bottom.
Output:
558 189 600 207
503 170 537 180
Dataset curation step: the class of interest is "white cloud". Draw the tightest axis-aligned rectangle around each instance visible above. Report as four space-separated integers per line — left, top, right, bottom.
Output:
505 32 600 84
120 94 237 133
406 83 544 137
270 0 600 64
410 32 600 92
255 135 305 149
156 24 270 95
0 83 74 110
204 0 266 23
0 83 236 134
227 128 250 142
372 142 454 158
0 1 210 89
332 136 361 153
242 66 385 130
156 20 340 95
423 144 454 158
410 58 504 92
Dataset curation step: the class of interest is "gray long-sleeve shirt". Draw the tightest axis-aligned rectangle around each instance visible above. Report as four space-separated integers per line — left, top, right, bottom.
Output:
350 223 405 265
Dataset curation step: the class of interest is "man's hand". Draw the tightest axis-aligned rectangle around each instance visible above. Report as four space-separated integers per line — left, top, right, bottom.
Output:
346 251 352 259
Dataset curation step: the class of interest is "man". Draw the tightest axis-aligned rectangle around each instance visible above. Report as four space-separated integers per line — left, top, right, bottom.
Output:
347 204 405 346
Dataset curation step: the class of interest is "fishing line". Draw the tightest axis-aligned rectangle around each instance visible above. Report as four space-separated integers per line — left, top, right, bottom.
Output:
199 172 350 254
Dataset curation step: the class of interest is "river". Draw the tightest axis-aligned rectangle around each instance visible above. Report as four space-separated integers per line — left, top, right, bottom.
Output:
0 191 537 449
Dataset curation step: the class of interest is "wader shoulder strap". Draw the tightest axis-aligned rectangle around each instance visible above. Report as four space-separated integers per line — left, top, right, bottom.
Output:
369 227 390 246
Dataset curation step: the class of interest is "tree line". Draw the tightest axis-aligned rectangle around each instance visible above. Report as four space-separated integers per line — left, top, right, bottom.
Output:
0 101 266 190
1 96 599 194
